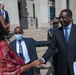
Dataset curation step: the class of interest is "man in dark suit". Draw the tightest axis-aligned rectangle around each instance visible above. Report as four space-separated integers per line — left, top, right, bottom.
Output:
9 26 52 75
38 9 76 75
0 4 10 24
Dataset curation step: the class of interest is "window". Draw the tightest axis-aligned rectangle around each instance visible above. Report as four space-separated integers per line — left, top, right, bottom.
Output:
29 0 34 1
49 0 55 2
50 7 55 19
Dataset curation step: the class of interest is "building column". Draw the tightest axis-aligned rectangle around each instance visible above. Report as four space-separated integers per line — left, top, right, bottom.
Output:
35 0 49 28
55 0 67 17
69 0 76 23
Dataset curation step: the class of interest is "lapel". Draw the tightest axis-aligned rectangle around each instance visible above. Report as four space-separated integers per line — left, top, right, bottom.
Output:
58 24 75 48
58 27 68 47
23 38 31 58
23 38 29 50
4 10 7 16
13 40 17 54
67 24 74 46
0 9 1 15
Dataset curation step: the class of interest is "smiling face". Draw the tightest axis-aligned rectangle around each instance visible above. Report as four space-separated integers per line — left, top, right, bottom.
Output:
59 10 72 27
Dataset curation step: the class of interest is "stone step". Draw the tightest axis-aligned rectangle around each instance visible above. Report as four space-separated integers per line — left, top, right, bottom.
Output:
23 28 48 40
10 28 48 40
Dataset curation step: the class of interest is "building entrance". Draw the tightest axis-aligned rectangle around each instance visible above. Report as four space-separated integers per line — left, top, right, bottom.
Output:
18 0 28 29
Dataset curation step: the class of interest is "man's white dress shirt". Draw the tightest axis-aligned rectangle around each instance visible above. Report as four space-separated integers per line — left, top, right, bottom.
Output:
16 39 30 64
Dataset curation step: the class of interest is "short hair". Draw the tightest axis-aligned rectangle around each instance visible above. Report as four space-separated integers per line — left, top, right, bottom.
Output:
60 9 72 16
14 26 23 34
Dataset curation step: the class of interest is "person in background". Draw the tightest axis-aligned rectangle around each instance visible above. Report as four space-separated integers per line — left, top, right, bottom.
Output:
0 2 2 16
48 17 59 75
0 1 2 9
0 15 40 75
9 26 52 75
0 4 10 24
0 4 10 41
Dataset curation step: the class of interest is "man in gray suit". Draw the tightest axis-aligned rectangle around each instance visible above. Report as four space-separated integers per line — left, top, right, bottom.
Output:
38 9 76 75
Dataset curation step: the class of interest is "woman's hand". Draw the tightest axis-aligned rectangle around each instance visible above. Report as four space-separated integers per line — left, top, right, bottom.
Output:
20 60 42 74
32 60 42 68
2 69 21 75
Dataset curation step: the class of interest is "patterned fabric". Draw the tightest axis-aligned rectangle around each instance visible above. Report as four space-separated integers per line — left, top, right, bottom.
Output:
0 40 27 75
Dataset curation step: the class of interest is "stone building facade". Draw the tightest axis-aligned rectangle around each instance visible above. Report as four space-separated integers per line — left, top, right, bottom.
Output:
1 0 76 30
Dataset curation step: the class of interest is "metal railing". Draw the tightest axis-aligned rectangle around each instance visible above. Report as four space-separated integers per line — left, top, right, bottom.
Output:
19 17 38 29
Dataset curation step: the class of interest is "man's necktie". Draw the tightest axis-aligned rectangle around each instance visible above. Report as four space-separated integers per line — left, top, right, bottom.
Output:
64 27 69 43
18 40 24 60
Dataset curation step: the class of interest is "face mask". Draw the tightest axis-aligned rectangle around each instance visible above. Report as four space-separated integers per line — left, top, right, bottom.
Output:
14 34 23 40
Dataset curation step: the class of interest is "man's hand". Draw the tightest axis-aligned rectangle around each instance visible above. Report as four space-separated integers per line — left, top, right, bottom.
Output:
35 59 43 68
38 59 43 64
32 59 42 68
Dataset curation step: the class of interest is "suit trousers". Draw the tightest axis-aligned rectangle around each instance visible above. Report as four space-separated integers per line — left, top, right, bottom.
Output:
67 68 71 75
53 52 58 75
58 67 71 75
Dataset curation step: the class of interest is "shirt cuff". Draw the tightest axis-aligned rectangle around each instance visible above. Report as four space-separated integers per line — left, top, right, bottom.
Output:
41 58 45 63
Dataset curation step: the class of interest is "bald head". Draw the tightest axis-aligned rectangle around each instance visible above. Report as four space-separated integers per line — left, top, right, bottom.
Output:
14 27 23 34
1 4 4 10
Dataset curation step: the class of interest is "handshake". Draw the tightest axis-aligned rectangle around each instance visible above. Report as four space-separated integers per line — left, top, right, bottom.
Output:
31 59 43 68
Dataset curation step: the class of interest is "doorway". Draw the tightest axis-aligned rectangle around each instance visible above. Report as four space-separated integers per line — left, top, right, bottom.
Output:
18 0 28 29
50 6 55 19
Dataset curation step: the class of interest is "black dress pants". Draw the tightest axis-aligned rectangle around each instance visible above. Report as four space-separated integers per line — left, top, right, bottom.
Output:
53 52 58 75
67 67 71 75
58 67 71 75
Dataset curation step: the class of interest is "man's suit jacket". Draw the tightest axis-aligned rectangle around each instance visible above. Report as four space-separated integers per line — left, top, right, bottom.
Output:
9 38 51 75
4 10 10 23
0 9 10 23
42 23 76 75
